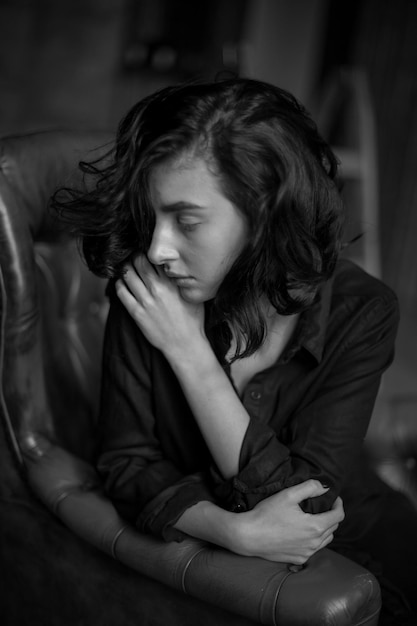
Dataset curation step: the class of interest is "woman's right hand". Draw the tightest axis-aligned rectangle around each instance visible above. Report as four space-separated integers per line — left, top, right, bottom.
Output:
231 480 344 565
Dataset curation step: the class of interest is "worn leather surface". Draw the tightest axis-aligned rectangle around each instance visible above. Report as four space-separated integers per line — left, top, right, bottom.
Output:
23 435 381 626
0 130 384 625
0 497 261 626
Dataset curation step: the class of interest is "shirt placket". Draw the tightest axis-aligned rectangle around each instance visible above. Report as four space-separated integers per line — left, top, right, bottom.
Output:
242 381 264 420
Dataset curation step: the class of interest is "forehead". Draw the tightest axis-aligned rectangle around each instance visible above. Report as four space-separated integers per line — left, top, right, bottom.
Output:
148 154 224 206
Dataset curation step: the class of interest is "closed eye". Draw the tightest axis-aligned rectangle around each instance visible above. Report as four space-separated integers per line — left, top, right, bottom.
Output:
180 223 200 232
177 217 201 232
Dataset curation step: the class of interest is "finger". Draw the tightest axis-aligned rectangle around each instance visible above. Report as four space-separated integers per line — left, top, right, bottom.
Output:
151 260 168 279
319 532 335 550
133 253 154 272
314 498 345 530
318 522 340 544
324 522 340 537
286 479 329 504
133 254 159 290
330 496 345 522
121 263 150 299
145 257 182 291
115 278 144 316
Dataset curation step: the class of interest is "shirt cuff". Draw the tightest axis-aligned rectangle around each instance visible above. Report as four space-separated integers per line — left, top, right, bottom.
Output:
136 472 216 542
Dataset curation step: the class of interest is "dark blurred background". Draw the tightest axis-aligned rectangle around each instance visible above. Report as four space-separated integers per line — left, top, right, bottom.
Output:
0 0 416 424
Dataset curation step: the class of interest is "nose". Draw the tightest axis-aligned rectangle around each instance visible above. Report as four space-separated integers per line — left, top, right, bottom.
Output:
147 222 180 266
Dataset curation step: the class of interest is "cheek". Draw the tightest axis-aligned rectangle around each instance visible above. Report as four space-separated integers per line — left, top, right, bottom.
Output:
222 231 247 268
186 227 246 282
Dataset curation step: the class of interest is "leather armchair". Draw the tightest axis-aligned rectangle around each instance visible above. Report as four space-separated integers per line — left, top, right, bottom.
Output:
0 131 382 626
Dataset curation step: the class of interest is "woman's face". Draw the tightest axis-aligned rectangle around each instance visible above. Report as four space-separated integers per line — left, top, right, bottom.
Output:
147 154 248 303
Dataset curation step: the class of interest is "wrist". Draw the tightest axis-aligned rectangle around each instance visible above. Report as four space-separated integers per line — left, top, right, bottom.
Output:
174 501 240 552
228 509 255 557
166 334 216 374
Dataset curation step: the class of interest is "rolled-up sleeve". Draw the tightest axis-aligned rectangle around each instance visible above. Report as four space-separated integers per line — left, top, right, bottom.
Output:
211 291 399 514
97 294 215 541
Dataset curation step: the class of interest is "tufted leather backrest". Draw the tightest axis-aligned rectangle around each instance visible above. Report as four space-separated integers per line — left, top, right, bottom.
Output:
0 131 113 490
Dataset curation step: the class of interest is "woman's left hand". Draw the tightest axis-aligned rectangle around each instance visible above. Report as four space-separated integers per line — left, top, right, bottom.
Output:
115 254 206 359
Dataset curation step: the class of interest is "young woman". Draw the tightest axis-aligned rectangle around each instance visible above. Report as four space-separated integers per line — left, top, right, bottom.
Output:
54 78 416 624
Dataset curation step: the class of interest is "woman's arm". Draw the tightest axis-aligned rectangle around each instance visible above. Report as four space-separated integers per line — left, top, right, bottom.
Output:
200 264 399 515
173 481 344 564
117 257 399 519
117 255 252 479
97 289 216 527
100 278 343 562
162 338 250 479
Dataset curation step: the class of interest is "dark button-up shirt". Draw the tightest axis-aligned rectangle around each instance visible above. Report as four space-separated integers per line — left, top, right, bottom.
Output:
97 260 399 543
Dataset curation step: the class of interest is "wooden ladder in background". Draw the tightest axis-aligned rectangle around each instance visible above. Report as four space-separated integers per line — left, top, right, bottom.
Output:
316 66 381 279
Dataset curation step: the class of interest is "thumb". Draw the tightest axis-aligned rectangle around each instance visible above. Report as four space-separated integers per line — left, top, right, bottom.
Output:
286 479 329 504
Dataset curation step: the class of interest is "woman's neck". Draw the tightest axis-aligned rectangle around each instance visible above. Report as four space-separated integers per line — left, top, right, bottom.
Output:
226 300 299 395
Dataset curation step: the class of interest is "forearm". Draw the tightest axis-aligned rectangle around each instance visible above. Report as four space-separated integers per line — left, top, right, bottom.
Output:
173 500 240 551
173 483 344 564
167 339 250 479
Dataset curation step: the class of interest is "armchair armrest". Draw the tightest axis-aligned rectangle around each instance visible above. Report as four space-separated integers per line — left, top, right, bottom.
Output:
22 435 381 626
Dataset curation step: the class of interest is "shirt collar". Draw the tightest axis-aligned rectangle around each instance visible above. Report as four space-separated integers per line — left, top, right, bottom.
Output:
205 273 334 367
282 276 333 365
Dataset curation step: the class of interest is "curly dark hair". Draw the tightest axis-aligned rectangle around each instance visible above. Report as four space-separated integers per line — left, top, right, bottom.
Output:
52 77 344 359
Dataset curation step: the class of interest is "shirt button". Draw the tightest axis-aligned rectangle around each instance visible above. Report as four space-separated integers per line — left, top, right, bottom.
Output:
250 390 262 401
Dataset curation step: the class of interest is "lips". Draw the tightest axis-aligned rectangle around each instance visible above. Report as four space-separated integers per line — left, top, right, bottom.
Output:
173 277 195 287
165 272 195 286
165 272 188 279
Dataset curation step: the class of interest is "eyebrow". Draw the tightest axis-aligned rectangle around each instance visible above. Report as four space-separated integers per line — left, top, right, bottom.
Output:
158 201 206 213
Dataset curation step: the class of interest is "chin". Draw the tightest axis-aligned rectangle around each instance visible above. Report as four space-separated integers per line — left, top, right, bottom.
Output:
179 286 212 304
